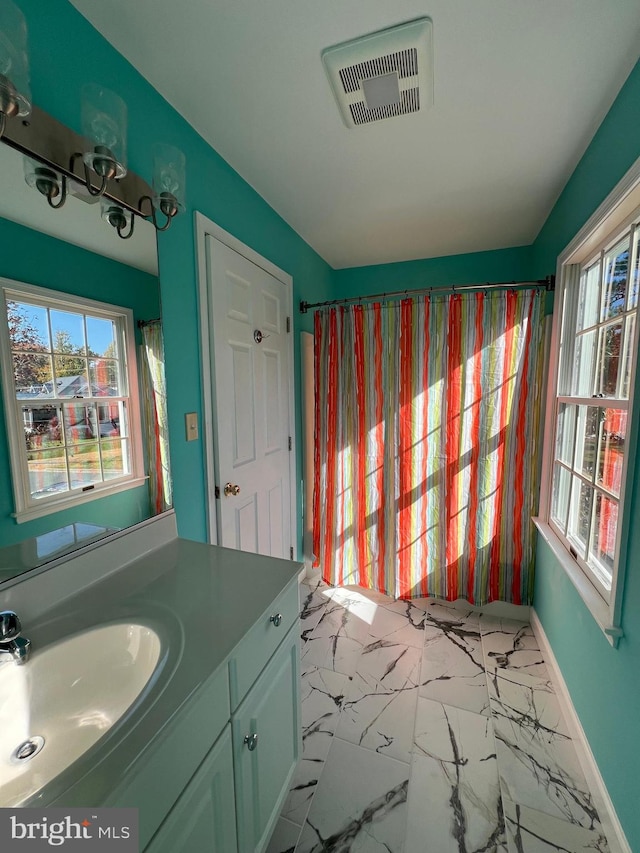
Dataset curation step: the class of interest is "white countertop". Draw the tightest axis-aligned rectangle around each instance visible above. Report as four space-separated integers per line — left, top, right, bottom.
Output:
3 532 301 807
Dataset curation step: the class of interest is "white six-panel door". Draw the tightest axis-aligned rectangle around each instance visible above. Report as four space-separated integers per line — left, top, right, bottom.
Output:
206 236 292 558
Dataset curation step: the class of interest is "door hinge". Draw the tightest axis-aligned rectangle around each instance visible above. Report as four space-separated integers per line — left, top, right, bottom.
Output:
288 435 292 451
286 316 291 333
290 546 294 560
214 486 220 499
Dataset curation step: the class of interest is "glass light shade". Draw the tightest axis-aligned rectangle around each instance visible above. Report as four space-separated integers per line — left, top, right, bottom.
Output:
23 155 62 199
81 84 127 180
152 143 185 216
100 199 131 230
0 0 31 117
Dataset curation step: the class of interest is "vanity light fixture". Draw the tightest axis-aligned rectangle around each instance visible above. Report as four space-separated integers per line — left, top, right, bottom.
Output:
0 0 31 139
23 156 67 209
138 143 186 231
73 83 128 200
101 199 135 240
0 3 186 238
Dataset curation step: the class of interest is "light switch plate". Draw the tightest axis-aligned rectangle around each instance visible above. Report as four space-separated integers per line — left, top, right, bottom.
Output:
185 412 198 441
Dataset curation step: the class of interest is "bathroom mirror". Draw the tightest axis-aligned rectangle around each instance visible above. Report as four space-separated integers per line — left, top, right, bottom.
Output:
0 143 171 584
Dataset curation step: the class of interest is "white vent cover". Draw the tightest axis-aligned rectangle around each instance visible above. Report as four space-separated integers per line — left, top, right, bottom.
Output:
322 18 433 129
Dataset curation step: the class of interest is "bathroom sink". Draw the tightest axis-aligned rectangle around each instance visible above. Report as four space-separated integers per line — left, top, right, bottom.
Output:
0 622 162 806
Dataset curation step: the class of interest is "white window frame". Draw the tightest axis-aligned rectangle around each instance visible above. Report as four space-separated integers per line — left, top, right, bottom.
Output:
0 278 146 523
536 156 640 646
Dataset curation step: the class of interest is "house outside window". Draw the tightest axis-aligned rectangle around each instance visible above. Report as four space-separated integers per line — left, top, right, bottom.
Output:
0 279 145 522
538 163 640 644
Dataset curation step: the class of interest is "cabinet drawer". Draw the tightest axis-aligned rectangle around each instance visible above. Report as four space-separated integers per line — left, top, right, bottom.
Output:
228 578 299 710
108 664 230 850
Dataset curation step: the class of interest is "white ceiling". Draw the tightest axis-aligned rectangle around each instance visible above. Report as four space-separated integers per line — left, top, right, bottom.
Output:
69 0 640 270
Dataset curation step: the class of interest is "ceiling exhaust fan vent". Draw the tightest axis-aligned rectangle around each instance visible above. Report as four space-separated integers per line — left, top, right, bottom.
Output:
322 18 432 129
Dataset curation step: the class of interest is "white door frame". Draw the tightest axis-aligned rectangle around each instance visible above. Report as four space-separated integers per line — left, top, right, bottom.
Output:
195 212 297 553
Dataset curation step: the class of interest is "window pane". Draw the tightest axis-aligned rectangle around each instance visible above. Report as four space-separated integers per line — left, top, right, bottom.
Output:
574 406 599 480
23 404 65 451
54 355 89 397
102 438 129 480
14 353 53 397
7 300 50 350
596 409 626 497
551 464 571 531
27 447 68 499
576 264 600 331
68 442 102 488
89 359 121 396
86 316 117 358
589 492 617 590
50 309 86 355
596 321 622 396
114 401 129 439
63 403 96 444
571 329 597 395
621 314 635 398
601 238 629 321
97 403 121 437
555 403 576 466
567 476 592 556
629 230 639 310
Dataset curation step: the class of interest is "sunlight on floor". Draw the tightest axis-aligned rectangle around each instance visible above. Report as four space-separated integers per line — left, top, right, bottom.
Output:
317 585 378 625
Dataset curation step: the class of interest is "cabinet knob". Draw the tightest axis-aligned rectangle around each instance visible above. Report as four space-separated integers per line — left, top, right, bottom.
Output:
244 733 258 751
269 613 283 627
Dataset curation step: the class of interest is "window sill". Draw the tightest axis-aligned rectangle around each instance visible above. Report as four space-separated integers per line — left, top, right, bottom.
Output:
13 477 148 524
532 517 623 647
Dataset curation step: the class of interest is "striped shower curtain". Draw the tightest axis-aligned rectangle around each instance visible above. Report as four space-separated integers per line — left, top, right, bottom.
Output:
139 321 172 514
312 289 546 605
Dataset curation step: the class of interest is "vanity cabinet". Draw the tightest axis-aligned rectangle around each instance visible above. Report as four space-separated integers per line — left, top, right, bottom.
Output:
233 629 299 853
144 726 237 853
141 576 301 853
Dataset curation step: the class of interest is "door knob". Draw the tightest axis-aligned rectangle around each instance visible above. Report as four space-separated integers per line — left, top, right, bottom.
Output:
224 482 240 497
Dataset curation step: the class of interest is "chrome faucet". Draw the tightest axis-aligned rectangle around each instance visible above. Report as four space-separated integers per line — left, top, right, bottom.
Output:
0 611 31 664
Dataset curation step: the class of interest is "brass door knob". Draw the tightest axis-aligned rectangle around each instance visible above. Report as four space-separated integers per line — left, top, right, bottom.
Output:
224 482 240 497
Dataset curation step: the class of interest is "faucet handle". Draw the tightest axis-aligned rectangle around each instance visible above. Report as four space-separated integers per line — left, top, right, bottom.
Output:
0 611 22 642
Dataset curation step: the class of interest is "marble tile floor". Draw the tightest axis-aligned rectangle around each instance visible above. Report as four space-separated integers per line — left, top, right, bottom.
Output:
265 575 612 853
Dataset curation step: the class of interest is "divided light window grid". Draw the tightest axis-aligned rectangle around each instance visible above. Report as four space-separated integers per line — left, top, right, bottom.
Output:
1 284 138 515
550 222 640 600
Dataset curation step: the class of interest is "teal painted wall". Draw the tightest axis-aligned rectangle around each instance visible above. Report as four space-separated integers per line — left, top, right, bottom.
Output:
333 245 535 298
0 216 159 547
531 58 640 850
8 3 640 842
13 0 334 550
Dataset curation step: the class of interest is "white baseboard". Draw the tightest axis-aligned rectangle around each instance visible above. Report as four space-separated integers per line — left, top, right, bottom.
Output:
530 609 631 853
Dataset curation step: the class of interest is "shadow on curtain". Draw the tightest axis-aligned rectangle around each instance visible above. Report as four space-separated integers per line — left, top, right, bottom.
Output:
312 289 546 605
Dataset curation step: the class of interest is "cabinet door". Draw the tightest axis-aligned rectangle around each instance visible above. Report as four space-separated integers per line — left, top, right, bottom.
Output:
145 725 237 853
233 628 300 853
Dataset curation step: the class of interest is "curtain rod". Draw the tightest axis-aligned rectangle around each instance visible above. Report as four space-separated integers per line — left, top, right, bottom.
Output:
299 274 555 314
137 317 161 328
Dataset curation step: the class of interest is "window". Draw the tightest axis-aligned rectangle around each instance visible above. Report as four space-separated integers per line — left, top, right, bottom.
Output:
0 280 145 522
539 170 640 641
